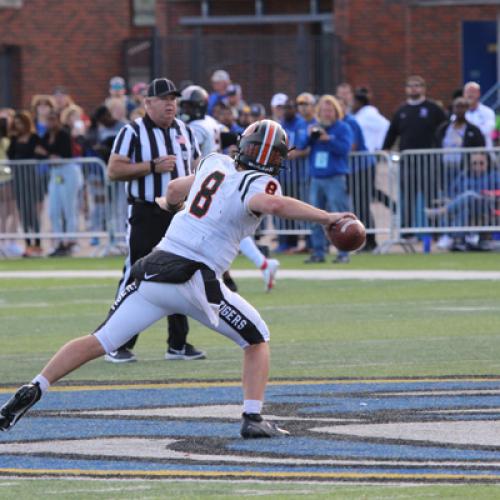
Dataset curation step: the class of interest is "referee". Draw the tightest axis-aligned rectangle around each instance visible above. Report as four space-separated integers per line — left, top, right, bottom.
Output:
105 77 203 363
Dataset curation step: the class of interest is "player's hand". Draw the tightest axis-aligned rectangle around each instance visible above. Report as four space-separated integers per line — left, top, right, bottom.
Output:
153 155 177 173
155 196 168 211
326 212 357 227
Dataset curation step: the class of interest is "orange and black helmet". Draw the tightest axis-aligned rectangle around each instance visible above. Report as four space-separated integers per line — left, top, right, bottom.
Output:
236 119 289 176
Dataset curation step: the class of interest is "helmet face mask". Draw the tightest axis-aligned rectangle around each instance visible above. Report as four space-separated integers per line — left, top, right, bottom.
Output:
179 85 208 122
236 120 289 176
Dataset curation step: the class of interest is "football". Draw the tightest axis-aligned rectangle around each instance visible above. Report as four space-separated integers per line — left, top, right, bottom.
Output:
327 217 366 252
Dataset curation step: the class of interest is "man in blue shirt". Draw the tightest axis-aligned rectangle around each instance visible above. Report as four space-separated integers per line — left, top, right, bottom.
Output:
207 70 231 116
275 99 308 252
338 96 378 251
304 95 353 263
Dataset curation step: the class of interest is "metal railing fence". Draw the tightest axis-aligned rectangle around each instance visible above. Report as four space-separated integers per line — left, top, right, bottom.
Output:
1 149 499 256
0 157 127 256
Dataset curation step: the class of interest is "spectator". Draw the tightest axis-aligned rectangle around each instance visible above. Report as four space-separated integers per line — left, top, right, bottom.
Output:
249 103 266 122
52 86 74 115
106 76 135 117
88 105 126 162
275 98 307 253
336 83 354 114
352 87 389 152
463 81 496 149
60 104 88 150
292 92 317 157
207 69 231 116
383 75 447 232
0 108 15 159
304 95 353 264
38 111 82 257
7 111 44 257
433 100 486 250
290 92 318 252
296 92 316 126
0 108 23 257
216 102 241 135
106 96 128 124
436 97 485 177
31 95 55 137
237 105 253 130
337 94 378 251
226 83 246 120
270 93 287 122
425 152 500 250
131 82 148 110
81 106 116 246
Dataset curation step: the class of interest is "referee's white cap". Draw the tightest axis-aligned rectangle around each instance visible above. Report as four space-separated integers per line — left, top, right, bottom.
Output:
147 78 181 98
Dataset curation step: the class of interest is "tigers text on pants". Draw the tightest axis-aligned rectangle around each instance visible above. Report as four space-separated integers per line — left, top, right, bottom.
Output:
93 273 270 353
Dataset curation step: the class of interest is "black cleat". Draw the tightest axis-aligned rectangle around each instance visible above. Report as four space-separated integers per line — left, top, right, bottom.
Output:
0 383 42 431
240 412 290 439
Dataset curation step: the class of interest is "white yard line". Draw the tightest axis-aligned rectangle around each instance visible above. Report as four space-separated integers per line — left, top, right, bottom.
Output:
1 270 500 280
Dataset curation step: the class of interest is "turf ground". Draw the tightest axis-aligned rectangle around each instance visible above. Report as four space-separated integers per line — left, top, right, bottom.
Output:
0 252 499 498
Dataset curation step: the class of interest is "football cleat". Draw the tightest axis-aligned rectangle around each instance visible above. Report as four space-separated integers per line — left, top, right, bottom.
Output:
0 383 42 431
261 258 279 292
240 413 290 438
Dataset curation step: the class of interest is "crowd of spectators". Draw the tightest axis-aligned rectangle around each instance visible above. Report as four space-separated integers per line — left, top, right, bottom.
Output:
0 70 499 259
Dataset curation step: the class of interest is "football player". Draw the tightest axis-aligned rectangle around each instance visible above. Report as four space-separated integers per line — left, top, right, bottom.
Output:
0 120 354 437
180 85 279 292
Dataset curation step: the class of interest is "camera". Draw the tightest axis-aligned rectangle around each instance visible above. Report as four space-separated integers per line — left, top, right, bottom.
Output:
310 126 323 141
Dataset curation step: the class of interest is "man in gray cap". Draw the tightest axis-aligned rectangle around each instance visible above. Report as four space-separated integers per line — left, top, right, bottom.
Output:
208 69 231 116
105 78 204 363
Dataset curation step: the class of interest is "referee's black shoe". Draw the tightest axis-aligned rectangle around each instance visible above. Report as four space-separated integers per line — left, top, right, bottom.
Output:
240 412 290 438
0 382 42 431
165 343 206 361
104 348 137 363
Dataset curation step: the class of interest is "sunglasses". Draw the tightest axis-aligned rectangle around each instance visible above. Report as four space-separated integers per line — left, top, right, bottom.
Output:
297 102 313 106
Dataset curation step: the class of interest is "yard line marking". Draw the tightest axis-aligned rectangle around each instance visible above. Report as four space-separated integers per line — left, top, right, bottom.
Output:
1 270 500 280
1 376 500 394
0 468 499 481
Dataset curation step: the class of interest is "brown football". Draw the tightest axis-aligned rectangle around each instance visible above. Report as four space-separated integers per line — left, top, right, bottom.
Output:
327 217 366 252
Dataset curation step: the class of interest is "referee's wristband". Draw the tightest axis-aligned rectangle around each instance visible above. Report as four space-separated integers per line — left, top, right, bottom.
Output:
150 160 156 174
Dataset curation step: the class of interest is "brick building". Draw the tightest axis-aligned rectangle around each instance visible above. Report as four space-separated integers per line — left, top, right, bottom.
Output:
0 0 498 116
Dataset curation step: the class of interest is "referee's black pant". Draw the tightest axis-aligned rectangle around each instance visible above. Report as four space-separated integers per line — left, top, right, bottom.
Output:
117 201 189 351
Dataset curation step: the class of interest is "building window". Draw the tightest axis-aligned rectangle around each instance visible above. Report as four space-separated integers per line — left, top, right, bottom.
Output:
0 0 23 7
132 0 156 27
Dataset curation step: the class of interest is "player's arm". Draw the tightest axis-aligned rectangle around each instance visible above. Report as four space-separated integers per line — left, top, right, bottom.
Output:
248 193 355 226
155 174 195 211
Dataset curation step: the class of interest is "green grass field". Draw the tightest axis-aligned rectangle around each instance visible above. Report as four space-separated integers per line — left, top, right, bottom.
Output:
0 252 499 498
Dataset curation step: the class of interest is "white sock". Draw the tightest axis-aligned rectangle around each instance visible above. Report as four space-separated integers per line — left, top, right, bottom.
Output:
240 237 265 269
243 399 263 415
32 374 50 394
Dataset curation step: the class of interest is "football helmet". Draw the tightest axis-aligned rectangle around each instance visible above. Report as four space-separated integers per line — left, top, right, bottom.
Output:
180 85 209 122
236 119 289 176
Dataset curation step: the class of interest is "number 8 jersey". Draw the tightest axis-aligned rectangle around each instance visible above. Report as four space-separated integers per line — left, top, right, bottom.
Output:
158 153 281 277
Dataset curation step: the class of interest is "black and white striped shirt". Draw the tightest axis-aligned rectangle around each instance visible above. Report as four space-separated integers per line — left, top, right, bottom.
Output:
111 113 200 202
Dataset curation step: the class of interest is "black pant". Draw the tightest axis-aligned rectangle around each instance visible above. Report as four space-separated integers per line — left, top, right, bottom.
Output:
118 202 189 351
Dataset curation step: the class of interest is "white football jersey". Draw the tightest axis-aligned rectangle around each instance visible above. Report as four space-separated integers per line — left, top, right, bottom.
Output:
158 153 281 276
189 115 223 156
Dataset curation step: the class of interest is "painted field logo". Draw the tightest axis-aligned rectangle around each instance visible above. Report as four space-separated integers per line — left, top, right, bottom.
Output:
0 377 499 482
